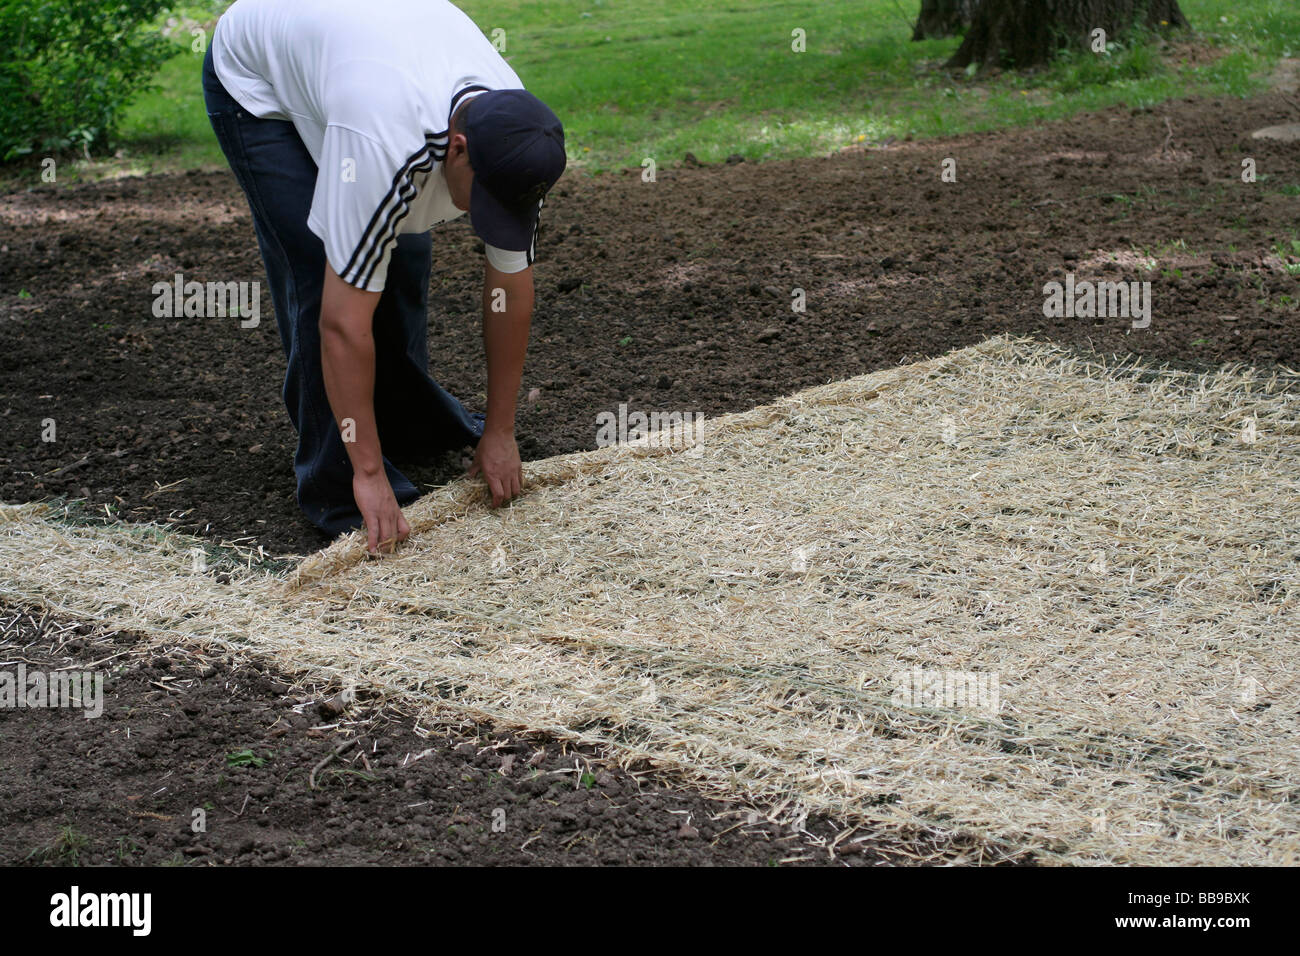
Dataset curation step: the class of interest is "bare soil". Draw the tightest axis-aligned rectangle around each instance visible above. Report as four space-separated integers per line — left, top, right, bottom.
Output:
6 607 959 865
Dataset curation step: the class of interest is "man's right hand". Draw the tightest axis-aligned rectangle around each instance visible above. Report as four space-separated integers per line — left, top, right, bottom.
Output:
352 470 410 555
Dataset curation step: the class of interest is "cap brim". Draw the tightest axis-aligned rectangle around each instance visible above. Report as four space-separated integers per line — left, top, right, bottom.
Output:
470 177 536 252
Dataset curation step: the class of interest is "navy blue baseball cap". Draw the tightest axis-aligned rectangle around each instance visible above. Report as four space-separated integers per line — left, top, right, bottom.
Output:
464 89 566 253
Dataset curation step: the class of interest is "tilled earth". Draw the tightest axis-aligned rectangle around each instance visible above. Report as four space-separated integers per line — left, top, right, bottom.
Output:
5 607 950 866
1 88 1297 865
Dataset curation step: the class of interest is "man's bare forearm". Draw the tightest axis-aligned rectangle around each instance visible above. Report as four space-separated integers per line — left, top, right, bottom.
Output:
482 263 534 435
320 264 384 476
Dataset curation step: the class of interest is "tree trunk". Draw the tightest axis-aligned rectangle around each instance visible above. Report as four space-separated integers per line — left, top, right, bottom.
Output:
947 0 1189 69
912 0 979 40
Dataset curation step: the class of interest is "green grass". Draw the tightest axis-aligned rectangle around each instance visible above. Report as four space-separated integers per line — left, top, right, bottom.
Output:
18 0 1300 181
27 826 91 865
1274 238 1300 274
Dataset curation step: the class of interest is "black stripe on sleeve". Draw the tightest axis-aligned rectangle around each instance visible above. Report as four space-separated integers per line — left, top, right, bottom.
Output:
341 137 445 287
526 197 543 266
340 84 489 288
449 83 489 119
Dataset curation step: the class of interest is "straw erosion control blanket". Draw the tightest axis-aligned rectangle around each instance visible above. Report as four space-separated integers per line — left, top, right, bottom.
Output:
2 336 1297 865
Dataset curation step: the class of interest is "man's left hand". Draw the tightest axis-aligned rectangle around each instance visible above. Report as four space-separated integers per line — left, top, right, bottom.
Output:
469 428 523 507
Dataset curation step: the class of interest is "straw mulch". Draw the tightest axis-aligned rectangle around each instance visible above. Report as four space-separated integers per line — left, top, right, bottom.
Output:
3 336 1297 864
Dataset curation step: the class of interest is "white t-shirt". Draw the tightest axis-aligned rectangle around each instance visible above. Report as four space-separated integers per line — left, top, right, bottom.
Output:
213 0 533 291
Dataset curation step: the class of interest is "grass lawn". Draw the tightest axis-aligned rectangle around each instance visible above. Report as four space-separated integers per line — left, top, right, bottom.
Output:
24 0 1300 182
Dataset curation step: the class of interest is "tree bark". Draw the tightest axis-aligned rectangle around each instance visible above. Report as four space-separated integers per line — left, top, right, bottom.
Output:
947 0 1189 69
912 0 979 41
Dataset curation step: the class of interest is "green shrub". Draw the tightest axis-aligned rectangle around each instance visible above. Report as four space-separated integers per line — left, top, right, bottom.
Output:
0 0 176 161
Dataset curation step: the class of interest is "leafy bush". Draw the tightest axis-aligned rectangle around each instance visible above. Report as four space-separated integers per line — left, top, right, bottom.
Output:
0 0 176 161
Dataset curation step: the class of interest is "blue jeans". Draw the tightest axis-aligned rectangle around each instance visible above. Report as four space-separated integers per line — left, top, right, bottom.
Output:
202 45 483 537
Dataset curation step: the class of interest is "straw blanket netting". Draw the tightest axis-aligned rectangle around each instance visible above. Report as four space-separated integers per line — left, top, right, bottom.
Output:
2 336 1297 864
